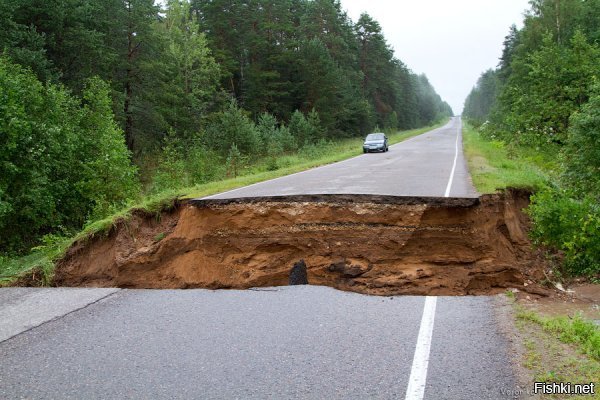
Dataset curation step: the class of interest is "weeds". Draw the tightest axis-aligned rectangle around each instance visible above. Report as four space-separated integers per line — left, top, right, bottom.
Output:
517 307 600 361
0 236 71 286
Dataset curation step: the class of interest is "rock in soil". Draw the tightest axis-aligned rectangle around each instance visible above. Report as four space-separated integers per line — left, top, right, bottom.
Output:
328 259 371 278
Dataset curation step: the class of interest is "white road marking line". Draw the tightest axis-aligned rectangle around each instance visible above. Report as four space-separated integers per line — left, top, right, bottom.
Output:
405 296 437 400
443 119 460 197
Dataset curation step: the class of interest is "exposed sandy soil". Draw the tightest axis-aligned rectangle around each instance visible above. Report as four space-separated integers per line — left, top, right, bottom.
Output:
53 190 553 296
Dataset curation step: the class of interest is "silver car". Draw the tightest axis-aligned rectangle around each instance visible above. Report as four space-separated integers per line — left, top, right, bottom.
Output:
363 133 389 153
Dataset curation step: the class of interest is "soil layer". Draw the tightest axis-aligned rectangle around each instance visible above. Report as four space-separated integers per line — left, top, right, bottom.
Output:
54 190 547 296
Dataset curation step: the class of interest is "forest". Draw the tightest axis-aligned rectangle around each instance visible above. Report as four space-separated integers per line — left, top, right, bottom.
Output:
463 0 600 276
0 0 452 255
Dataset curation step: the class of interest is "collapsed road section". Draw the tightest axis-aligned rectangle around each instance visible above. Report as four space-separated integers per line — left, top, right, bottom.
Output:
54 190 547 296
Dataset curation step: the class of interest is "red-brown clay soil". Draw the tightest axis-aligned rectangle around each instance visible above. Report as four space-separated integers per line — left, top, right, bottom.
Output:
54 190 551 296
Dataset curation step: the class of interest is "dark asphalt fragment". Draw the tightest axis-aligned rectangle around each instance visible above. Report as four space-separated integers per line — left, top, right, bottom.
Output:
289 259 308 285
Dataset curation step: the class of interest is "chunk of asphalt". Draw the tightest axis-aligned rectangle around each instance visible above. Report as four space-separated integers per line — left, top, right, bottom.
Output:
0 288 120 342
289 259 308 285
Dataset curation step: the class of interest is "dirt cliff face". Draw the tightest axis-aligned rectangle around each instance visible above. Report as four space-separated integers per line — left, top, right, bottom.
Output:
54 190 546 296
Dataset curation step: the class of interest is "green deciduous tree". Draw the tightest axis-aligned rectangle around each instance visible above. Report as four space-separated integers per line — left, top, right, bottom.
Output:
78 77 140 218
494 31 598 144
0 57 138 252
563 84 600 199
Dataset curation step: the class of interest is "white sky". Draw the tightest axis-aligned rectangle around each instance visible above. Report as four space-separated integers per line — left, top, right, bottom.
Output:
339 0 531 114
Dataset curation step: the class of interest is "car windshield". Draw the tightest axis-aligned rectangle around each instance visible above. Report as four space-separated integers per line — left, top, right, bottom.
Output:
365 133 384 141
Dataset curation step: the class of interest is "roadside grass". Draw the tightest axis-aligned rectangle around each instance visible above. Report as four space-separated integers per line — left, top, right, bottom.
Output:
0 121 446 286
0 245 65 286
516 307 600 361
462 123 557 194
507 293 600 399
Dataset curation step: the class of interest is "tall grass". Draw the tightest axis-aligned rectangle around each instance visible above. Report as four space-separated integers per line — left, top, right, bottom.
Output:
462 123 556 193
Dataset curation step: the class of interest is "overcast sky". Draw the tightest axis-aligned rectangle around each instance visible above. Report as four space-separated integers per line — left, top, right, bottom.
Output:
339 0 531 114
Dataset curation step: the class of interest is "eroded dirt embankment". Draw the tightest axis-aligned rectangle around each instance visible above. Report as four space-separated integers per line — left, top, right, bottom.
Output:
54 190 547 295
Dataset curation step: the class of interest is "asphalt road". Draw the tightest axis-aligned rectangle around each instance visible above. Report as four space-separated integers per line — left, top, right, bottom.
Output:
202 117 478 200
0 120 521 399
0 288 119 342
0 287 518 399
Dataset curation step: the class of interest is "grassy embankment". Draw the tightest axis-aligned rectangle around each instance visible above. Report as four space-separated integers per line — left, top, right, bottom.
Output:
518 309 600 396
461 122 556 193
0 121 447 285
506 291 600 399
463 123 599 396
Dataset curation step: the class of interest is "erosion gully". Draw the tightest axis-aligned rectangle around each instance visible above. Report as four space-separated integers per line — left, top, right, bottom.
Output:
52 190 550 297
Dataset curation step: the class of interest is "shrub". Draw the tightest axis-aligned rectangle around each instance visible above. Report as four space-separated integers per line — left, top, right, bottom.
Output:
151 132 227 192
289 109 324 146
204 99 259 157
150 131 189 193
529 188 600 277
298 139 329 160
256 112 282 156
0 57 139 252
276 125 297 153
187 145 223 184
225 143 244 178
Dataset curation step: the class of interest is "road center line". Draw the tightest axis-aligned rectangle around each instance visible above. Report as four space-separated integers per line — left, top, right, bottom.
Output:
404 296 437 400
443 120 460 197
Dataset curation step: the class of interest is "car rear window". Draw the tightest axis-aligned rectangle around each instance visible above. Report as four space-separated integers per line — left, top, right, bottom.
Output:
366 133 384 140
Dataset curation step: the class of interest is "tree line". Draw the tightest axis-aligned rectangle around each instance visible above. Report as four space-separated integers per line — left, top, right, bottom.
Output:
0 0 451 253
463 0 600 276
1 0 451 152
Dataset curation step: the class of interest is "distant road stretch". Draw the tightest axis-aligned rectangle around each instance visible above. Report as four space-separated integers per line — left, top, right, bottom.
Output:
202 116 478 200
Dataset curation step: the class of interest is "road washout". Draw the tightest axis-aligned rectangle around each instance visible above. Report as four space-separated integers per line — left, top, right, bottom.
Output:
54 190 549 296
